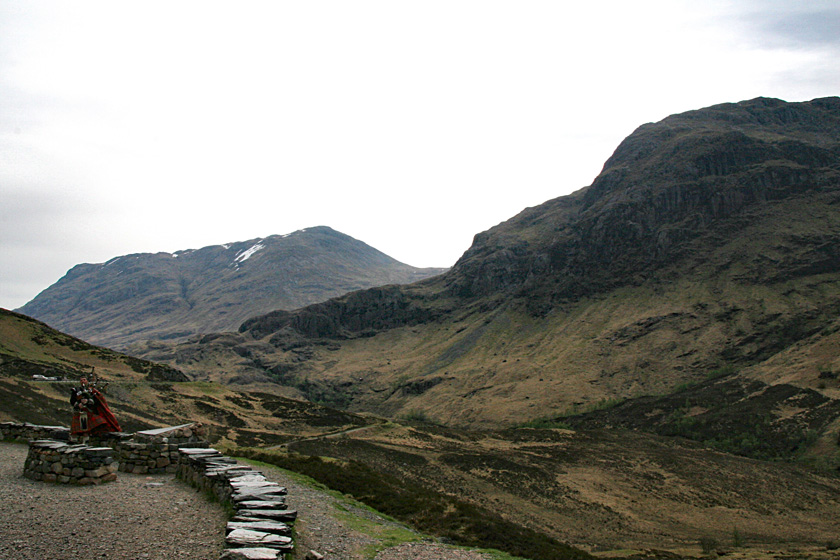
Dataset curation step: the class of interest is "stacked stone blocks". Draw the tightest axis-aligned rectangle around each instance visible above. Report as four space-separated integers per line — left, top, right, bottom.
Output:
107 423 209 475
1 421 70 442
23 440 118 485
5 421 211 476
177 447 297 560
6 422 297 559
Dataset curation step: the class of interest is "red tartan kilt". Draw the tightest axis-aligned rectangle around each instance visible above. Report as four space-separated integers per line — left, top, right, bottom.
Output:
71 406 120 435
71 411 107 434
71 412 85 434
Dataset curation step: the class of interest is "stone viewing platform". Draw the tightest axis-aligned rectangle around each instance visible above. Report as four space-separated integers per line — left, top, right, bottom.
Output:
4 421 297 559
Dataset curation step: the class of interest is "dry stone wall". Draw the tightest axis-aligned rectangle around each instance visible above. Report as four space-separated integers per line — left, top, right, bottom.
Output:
177 447 297 559
23 440 118 485
1 422 70 442
3 422 210 476
4 421 297 559
103 423 209 474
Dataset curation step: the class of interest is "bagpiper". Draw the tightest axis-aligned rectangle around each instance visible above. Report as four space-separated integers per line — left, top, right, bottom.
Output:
70 367 121 442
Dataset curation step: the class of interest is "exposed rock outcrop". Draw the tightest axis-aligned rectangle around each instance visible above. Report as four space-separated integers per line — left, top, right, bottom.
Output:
235 96 840 341
447 96 840 303
241 284 445 341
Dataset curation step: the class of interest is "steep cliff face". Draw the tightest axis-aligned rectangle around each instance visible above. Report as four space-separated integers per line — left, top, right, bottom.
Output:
19 226 446 349
445 97 840 304
240 283 446 341
246 97 840 342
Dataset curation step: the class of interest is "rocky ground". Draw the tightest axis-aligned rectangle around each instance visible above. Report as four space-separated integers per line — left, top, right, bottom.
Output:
0 442 494 560
0 442 226 560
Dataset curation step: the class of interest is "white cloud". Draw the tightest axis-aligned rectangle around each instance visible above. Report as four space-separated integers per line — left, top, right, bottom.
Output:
1 1 838 309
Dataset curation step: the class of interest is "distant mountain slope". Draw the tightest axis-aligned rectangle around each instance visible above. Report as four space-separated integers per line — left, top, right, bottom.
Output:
236 97 840 340
18 226 446 350
138 97 840 451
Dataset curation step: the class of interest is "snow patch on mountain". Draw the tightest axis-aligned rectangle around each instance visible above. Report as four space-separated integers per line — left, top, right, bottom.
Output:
235 242 265 263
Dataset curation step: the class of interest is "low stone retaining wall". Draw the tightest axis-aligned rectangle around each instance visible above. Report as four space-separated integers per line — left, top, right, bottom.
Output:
177 447 297 560
5 422 298 559
108 424 209 475
23 440 118 485
3 421 209 475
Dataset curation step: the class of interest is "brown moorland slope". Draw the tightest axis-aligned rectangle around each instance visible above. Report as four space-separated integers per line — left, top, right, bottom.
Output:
0 307 374 440
4 307 840 558
245 420 840 557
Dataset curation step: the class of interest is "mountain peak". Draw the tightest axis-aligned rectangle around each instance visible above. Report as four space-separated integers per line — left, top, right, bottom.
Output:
111 96 840 446
442 96 840 304
18 227 447 349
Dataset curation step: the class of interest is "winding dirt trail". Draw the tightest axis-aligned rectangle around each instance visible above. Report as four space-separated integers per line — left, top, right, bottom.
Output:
267 422 385 450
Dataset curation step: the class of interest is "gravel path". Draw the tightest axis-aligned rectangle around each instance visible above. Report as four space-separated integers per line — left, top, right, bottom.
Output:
0 442 226 560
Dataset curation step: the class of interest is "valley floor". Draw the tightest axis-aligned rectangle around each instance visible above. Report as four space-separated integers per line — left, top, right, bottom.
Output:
244 444 840 560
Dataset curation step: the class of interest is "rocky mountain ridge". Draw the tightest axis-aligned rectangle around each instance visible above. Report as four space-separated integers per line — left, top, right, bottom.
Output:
134 97 840 448
235 97 840 344
446 96 840 303
18 226 446 350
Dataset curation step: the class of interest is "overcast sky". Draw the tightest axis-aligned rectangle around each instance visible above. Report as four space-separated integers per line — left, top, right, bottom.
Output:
2 1 839 310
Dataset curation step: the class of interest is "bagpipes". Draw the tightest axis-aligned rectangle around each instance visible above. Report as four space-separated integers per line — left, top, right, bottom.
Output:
71 368 109 410
87 368 110 392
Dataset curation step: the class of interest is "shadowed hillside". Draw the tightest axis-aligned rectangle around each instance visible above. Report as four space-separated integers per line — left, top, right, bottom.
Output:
235 419 840 557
